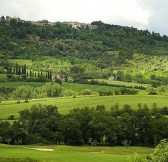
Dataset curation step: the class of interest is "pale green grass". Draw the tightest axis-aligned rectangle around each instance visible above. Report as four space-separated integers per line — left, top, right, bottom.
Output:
0 144 153 162
9 59 33 66
0 82 118 92
1 95 168 120
96 79 150 88
0 82 45 88
62 82 118 92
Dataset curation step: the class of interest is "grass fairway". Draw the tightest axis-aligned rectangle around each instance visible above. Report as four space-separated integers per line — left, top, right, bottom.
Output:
1 95 168 120
0 144 153 162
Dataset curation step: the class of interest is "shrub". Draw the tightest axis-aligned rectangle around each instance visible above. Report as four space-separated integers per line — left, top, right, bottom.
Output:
8 115 15 120
99 90 113 96
128 139 168 162
80 89 95 95
62 89 76 97
41 82 62 97
146 87 158 95
16 100 20 104
25 100 29 103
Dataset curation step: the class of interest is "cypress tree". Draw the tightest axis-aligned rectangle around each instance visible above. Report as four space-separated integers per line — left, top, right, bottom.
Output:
16 63 18 75
48 70 52 80
18 67 21 75
30 69 32 77
47 71 49 79
24 64 27 75
38 70 40 77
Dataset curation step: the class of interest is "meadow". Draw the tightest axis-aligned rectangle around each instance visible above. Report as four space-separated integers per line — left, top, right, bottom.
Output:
95 79 150 88
0 82 45 88
0 81 118 92
0 144 153 162
1 95 168 120
62 82 118 92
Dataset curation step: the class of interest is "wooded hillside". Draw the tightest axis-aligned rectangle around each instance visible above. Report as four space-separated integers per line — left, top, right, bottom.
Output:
0 17 168 68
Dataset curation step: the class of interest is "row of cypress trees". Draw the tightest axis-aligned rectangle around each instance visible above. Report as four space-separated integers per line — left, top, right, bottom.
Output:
7 63 52 80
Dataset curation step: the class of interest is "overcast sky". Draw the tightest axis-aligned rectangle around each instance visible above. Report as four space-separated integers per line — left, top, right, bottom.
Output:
0 0 168 35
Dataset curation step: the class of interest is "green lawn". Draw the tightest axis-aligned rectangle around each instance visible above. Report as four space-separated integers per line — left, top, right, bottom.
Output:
1 95 168 120
0 144 153 162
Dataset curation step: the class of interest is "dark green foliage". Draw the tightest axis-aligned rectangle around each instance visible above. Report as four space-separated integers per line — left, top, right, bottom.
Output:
8 115 15 120
87 79 146 90
129 139 168 162
0 157 40 162
0 104 168 146
99 90 113 96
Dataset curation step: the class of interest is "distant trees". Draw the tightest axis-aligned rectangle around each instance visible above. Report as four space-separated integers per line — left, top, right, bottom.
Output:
70 65 85 81
39 82 62 97
12 85 36 100
12 82 62 100
5 63 51 82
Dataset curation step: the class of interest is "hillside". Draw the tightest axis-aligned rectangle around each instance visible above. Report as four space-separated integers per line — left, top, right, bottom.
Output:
1 16 168 152
0 17 168 62
0 16 168 86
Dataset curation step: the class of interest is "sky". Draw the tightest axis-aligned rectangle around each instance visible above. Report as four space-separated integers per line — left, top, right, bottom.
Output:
0 0 168 36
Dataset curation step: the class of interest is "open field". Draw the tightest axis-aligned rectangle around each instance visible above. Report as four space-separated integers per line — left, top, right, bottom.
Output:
0 82 45 88
62 82 118 92
0 144 153 162
0 82 118 92
1 95 168 120
96 79 150 88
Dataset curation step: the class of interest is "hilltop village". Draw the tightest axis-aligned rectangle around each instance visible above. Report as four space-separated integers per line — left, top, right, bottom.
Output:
0 16 97 29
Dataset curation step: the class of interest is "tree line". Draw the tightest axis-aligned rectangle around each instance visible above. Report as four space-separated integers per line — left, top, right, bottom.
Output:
0 104 168 146
6 63 52 81
0 82 139 102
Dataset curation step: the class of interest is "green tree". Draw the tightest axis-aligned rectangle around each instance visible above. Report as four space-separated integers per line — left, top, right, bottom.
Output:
40 82 62 97
128 139 168 162
59 117 84 145
12 85 36 100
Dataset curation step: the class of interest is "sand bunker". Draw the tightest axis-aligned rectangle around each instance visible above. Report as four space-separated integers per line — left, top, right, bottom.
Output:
33 148 54 152
24 147 54 152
